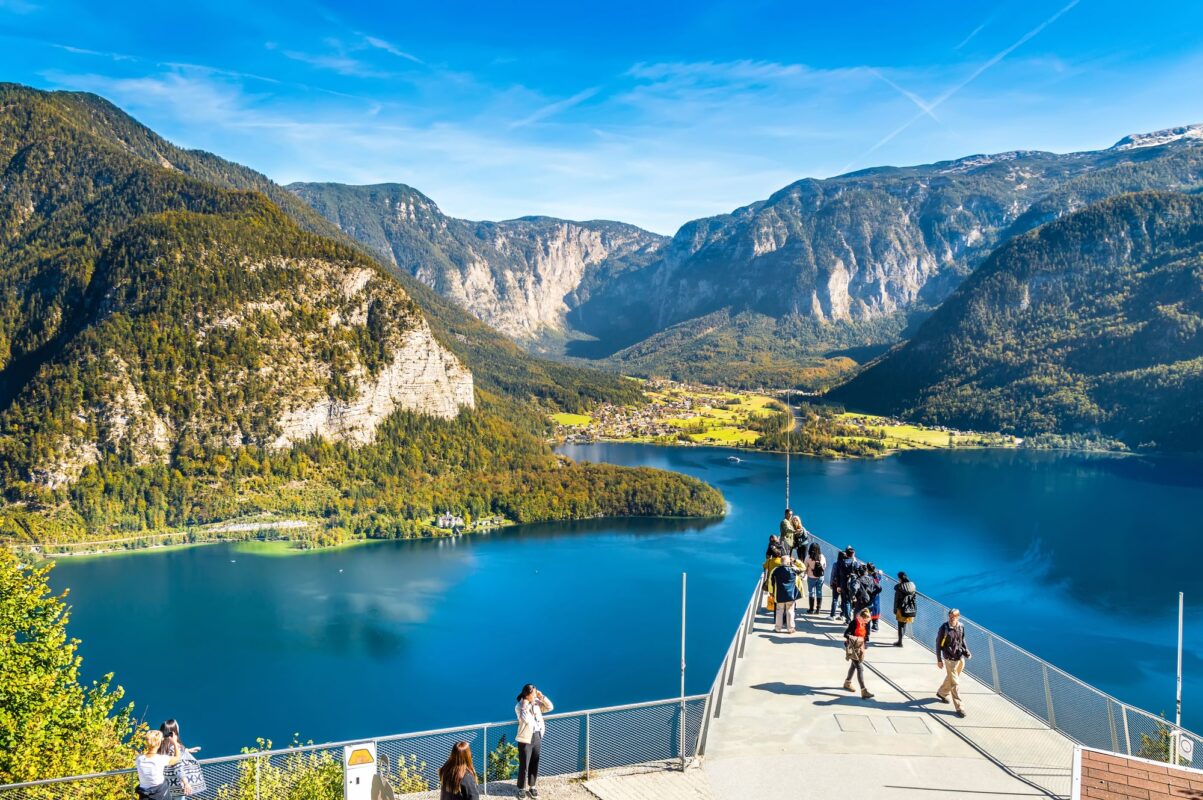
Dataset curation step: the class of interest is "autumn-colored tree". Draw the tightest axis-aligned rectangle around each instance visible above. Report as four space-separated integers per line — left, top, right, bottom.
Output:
0 548 139 784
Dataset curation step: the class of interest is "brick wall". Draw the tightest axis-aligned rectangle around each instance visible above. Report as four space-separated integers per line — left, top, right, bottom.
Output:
1077 747 1203 799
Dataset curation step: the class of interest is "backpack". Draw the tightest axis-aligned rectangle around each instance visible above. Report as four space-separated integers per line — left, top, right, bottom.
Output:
810 557 825 578
898 582 917 616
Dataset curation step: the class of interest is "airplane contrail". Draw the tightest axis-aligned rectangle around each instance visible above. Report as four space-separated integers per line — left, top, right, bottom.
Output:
840 0 1081 174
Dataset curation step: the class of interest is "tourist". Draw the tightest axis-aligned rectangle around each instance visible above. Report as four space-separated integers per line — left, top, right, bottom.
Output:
803 543 826 614
842 608 875 699
135 730 180 800
762 545 785 615
438 741 480 800
158 719 200 757
764 534 784 560
515 684 553 798
894 572 918 647
778 509 798 556
866 563 884 632
936 609 972 718
830 546 860 620
770 555 802 633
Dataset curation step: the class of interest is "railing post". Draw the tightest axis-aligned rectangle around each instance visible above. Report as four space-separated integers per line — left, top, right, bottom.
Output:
1122 707 1132 756
725 642 738 687
714 660 728 718
483 724 489 797
255 754 261 800
1042 663 1056 729
584 712 591 779
988 634 1001 694
737 601 751 658
1107 702 1119 753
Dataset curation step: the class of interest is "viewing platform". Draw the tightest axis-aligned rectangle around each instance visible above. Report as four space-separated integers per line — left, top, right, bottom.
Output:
4 535 1201 800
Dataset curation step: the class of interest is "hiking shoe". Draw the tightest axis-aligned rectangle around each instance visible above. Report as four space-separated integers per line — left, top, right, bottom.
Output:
894 640 904 647
861 689 875 699
956 709 966 719
843 680 854 692
530 788 540 798
936 694 950 704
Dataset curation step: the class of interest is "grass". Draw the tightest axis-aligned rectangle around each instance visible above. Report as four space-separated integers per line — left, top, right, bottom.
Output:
835 412 1017 451
550 412 592 427
231 538 379 557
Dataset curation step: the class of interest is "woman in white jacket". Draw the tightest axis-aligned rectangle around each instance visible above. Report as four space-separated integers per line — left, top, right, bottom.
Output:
514 683 553 799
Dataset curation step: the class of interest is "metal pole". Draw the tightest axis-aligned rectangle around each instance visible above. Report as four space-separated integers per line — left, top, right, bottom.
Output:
483 724 489 797
1176 591 1184 764
785 389 791 509
1178 591 1184 730
584 713 590 779
680 572 687 771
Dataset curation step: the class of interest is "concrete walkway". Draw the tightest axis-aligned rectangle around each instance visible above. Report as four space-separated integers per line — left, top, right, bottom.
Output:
701 601 1075 799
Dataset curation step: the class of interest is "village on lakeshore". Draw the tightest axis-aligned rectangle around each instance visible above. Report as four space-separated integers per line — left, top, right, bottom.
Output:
551 378 1019 454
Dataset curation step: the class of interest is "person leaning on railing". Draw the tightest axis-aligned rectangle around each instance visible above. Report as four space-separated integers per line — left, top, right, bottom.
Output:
135 730 180 800
515 684 553 799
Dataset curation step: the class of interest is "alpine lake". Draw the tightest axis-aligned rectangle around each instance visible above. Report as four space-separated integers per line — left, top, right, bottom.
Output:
49 442 1203 755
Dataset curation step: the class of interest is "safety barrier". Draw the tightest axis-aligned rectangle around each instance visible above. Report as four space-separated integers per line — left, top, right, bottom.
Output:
806 532 1202 766
0 696 708 800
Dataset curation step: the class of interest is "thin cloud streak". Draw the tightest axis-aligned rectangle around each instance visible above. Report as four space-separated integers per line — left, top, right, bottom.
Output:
955 18 992 50
842 0 1081 173
509 86 601 129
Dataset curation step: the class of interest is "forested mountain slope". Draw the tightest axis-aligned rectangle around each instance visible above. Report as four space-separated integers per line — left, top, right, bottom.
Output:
0 84 722 542
830 192 1203 451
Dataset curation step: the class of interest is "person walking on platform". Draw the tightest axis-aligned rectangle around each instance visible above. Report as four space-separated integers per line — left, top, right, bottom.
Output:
770 555 802 633
803 543 826 614
893 572 917 647
936 609 972 718
515 684 553 798
843 608 875 699
830 546 860 620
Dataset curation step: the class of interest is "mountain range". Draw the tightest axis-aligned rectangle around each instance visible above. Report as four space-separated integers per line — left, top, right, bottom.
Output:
293 125 1203 389
0 83 722 542
832 191 1203 450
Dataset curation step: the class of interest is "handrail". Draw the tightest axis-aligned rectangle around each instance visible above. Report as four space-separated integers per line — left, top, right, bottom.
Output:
0 695 708 790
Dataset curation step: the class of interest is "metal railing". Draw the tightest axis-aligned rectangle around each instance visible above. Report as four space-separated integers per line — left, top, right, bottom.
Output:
695 575 763 756
0 697 708 800
806 532 1203 766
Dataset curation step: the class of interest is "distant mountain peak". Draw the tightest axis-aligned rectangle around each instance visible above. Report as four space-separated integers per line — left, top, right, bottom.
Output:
1110 124 1203 151
935 151 1045 174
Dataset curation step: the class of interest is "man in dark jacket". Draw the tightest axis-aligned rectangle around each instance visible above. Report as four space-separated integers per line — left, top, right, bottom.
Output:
935 608 972 718
771 556 802 633
829 547 860 621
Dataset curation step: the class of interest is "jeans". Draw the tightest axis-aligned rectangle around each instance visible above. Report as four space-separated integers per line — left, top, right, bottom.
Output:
829 587 839 617
806 577 823 599
517 730 542 789
845 660 865 688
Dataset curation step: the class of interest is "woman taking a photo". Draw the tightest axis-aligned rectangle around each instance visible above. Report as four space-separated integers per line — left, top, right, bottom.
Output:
438 741 480 800
515 684 553 799
135 730 179 800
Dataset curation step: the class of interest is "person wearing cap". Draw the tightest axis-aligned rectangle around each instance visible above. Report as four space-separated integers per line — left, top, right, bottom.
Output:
936 609 972 718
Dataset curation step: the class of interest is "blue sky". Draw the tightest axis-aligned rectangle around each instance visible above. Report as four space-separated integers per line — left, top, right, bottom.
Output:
2 0 1202 233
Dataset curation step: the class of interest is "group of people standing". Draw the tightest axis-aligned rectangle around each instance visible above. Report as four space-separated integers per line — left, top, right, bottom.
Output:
761 510 972 717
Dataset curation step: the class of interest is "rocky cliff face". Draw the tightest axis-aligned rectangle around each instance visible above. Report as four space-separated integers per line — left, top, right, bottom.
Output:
288 182 666 342
569 135 1203 355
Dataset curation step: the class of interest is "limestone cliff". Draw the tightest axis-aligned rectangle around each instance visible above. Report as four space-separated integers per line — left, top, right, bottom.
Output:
287 182 666 342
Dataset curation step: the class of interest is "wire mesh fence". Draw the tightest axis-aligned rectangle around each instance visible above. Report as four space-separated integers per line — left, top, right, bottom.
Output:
806 532 1203 767
0 698 708 800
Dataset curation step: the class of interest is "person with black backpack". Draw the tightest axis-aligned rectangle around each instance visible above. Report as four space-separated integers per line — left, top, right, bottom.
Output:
830 546 860 621
847 564 877 621
893 571 917 647
936 609 972 718
803 543 826 615
770 555 803 633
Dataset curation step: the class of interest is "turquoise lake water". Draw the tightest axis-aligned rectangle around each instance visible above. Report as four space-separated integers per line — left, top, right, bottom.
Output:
49 443 1203 756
